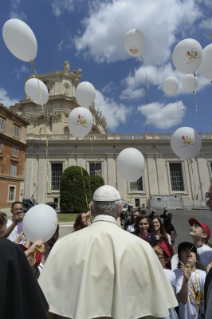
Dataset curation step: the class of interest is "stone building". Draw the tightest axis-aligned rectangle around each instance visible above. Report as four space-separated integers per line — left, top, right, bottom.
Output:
0 104 28 208
10 62 212 210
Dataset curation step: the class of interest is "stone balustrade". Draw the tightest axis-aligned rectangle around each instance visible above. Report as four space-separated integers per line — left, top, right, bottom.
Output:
26 132 212 141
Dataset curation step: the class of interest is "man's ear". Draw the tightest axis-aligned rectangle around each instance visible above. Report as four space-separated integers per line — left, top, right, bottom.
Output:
90 205 94 216
117 204 123 217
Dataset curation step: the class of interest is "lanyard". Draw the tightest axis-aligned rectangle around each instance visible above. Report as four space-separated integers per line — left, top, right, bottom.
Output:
189 271 200 311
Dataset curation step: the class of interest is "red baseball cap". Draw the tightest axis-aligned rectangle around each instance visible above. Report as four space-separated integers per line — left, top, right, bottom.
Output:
153 239 174 269
188 218 211 240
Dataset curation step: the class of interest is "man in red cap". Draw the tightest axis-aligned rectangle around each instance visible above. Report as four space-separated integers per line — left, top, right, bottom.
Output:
188 218 212 271
153 239 178 319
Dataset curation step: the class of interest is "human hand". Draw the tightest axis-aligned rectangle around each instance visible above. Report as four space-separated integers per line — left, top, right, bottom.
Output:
180 261 191 281
171 230 177 241
28 239 44 255
14 231 25 244
12 213 23 225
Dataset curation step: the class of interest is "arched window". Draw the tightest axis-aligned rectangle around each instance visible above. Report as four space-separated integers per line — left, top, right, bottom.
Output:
64 126 69 135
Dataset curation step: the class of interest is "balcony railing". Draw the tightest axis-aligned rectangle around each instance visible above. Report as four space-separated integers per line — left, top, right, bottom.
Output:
26 132 212 141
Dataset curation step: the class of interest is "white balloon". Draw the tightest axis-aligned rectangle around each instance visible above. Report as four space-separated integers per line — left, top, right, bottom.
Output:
182 74 198 92
23 204 58 242
171 127 201 160
75 82 96 108
124 29 146 57
25 78 49 105
117 148 144 182
163 76 179 95
2 19 37 62
68 107 93 138
172 38 202 74
199 44 212 80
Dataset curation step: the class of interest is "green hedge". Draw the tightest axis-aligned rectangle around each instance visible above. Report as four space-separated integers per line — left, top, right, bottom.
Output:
60 166 91 213
90 175 105 198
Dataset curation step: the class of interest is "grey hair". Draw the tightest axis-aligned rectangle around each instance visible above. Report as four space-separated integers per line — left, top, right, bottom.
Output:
91 200 122 218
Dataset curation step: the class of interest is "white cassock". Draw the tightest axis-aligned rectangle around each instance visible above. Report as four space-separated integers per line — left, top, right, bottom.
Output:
39 215 178 319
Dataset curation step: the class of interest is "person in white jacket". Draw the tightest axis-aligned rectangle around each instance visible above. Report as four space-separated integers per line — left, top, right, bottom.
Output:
39 185 177 319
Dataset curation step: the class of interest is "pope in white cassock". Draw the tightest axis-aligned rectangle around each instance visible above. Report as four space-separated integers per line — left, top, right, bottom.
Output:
39 185 178 319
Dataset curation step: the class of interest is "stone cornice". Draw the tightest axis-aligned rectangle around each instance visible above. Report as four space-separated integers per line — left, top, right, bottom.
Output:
0 133 28 148
0 175 25 181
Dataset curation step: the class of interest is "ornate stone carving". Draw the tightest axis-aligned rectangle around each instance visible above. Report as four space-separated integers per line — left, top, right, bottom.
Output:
22 114 38 125
64 60 70 73
43 78 54 95
72 69 82 86
89 104 108 133
51 112 61 122
63 82 70 95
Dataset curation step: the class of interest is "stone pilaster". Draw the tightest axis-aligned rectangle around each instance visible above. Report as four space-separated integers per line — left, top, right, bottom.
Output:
37 157 47 203
146 155 159 195
106 154 116 188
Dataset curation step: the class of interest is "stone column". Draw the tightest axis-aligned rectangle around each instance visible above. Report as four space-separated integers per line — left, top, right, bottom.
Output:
106 154 116 188
197 156 208 200
146 155 159 195
24 157 33 198
187 159 200 201
68 156 76 167
37 157 47 203
155 154 169 194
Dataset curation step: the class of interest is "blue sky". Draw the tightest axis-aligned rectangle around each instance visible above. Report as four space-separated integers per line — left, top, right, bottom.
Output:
1 0 212 134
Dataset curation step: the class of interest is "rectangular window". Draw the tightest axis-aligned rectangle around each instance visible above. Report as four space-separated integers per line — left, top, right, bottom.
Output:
130 177 143 191
169 163 184 191
51 163 63 190
89 163 102 176
14 126 19 138
10 164 16 177
8 186 15 201
0 118 4 131
12 146 18 157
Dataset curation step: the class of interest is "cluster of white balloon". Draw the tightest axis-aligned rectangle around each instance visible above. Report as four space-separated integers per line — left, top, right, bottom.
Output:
2 19 96 240
163 38 212 160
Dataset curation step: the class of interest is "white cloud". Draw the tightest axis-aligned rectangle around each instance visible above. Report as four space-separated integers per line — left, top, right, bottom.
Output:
95 90 131 131
9 11 27 20
120 63 211 100
12 65 29 79
102 81 115 93
9 0 27 21
52 0 74 16
74 0 199 64
137 101 186 129
0 88 19 107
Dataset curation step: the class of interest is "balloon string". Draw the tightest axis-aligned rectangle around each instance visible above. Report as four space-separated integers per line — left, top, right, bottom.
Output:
30 60 54 200
140 55 148 139
194 91 202 133
189 160 197 219
78 141 89 210
197 0 212 39
196 96 212 131
175 94 180 127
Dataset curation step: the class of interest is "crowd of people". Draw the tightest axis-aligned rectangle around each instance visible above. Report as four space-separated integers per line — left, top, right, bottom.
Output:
1 186 212 319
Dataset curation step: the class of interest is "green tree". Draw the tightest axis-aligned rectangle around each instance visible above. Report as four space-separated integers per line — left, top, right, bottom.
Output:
60 166 91 213
89 175 105 198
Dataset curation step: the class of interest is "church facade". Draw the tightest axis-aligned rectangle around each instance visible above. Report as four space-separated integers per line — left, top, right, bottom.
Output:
10 61 212 210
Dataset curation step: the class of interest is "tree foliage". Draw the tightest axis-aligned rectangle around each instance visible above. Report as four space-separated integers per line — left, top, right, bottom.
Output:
89 175 105 198
60 166 91 213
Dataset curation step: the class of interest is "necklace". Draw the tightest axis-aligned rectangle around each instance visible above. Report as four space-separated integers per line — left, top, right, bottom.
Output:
189 271 200 312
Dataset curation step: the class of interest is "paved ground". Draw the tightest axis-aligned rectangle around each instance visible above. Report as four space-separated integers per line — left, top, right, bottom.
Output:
58 209 212 254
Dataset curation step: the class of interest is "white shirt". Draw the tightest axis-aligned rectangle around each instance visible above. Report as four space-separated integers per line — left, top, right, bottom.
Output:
164 269 178 319
174 268 206 319
127 223 135 233
6 219 26 245
197 244 212 271
167 233 171 245
171 254 179 271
